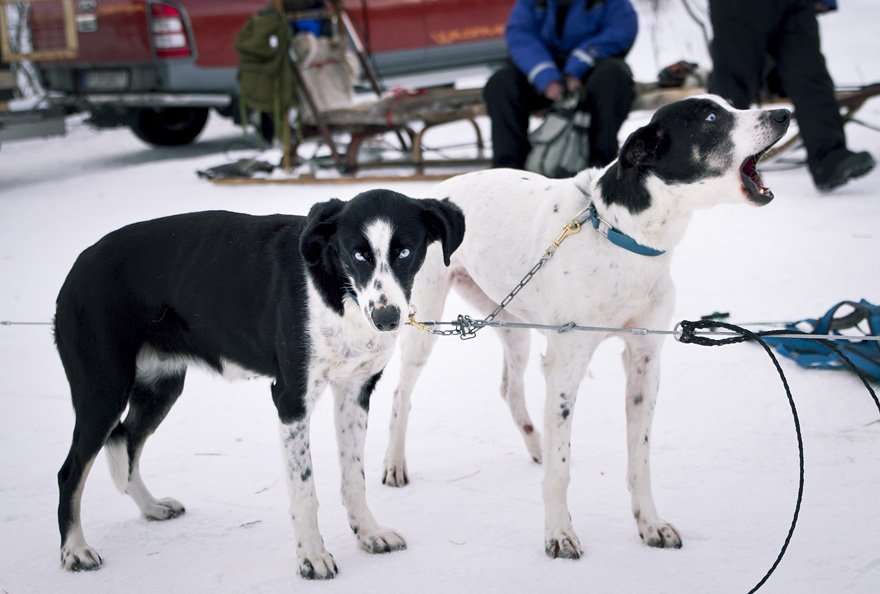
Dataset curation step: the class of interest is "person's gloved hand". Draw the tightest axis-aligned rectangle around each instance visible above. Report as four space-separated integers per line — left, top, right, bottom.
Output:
544 81 563 102
565 76 582 94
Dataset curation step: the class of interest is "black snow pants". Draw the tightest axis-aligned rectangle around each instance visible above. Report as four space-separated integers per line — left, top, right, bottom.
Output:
708 0 847 178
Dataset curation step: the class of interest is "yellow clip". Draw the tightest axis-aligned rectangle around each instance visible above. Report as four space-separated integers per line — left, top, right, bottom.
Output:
406 312 432 333
549 220 583 252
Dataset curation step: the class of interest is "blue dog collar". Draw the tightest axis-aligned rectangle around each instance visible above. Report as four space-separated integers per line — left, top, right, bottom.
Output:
574 203 666 257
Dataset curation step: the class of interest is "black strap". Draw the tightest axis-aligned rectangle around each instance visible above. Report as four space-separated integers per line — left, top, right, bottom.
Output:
677 319 879 593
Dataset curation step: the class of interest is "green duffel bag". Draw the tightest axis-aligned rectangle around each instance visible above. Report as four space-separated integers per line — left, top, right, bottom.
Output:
235 6 297 142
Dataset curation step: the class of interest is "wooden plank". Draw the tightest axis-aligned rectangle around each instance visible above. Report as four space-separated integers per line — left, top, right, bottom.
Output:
210 173 459 186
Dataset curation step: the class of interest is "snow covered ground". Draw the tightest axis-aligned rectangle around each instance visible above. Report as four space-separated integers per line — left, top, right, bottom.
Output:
2 4 880 594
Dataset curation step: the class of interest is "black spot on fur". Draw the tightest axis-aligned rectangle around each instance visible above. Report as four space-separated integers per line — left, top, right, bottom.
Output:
633 394 644 405
357 371 383 411
300 467 312 482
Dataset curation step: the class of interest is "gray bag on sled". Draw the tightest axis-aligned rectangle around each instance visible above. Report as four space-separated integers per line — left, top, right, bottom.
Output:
526 97 590 179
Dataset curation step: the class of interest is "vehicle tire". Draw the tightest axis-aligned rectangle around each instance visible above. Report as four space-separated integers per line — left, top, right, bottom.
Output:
129 107 209 146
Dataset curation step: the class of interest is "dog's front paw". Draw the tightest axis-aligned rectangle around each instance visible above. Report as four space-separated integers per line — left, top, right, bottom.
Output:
381 461 409 487
61 542 103 571
358 527 407 554
298 550 339 580
638 519 682 549
144 497 186 521
544 527 583 560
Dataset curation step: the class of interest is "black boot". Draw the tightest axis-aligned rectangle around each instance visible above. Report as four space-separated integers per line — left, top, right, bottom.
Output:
814 150 876 192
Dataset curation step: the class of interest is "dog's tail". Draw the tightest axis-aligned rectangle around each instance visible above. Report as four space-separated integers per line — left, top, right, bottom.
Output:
104 423 131 493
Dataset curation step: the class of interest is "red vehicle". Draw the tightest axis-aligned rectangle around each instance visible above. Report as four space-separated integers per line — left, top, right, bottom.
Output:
30 0 513 146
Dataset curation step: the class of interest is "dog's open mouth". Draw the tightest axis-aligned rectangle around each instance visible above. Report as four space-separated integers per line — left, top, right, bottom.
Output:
740 150 774 205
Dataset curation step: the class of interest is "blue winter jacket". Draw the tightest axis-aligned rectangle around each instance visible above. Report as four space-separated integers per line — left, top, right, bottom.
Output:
506 0 638 93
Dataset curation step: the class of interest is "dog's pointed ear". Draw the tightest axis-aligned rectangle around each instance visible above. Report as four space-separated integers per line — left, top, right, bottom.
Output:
419 198 465 266
300 198 345 265
619 123 668 170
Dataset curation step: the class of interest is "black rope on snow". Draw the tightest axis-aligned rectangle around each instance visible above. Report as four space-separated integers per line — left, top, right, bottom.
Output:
677 319 880 594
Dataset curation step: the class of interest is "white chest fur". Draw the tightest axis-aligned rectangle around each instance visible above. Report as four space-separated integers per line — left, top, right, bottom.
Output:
305 278 395 385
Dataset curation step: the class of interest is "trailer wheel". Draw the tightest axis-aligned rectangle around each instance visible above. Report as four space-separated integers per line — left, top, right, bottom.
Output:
129 107 209 147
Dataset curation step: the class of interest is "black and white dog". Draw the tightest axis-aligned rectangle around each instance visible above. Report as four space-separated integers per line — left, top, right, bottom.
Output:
383 97 791 558
53 190 464 578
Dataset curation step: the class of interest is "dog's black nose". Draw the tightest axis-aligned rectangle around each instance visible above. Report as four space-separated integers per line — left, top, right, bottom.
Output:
769 109 791 125
371 306 400 331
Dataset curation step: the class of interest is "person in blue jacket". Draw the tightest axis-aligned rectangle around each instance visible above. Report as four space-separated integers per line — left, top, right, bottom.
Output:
483 0 638 169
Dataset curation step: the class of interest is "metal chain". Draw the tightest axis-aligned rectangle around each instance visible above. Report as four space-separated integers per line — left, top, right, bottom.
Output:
407 211 588 339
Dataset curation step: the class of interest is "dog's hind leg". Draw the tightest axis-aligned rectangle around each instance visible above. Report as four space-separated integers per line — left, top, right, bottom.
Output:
57 368 133 571
453 270 542 463
622 333 682 549
497 327 541 462
382 260 453 487
105 371 187 521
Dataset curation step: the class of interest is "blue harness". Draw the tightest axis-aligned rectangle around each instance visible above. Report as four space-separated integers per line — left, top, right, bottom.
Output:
764 299 880 382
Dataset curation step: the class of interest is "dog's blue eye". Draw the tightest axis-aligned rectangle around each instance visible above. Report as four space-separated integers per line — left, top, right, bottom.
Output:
354 252 367 262
706 112 717 122
398 248 411 259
